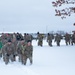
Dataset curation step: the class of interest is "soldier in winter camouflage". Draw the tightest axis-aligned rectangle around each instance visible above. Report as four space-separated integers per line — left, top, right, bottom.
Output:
71 32 75 45
55 33 62 46
64 33 71 45
21 40 33 65
37 32 43 46
12 33 18 61
47 33 54 46
16 40 23 62
25 34 33 43
2 39 15 64
21 41 27 65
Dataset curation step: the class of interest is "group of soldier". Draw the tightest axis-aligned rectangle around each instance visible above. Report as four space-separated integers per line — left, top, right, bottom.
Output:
0 33 33 65
37 32 75 47
0 32 75 65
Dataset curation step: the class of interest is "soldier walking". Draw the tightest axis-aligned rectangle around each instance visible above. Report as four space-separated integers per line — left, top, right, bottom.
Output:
64 33 71 45
71 32 75 45
21 40 33 65
17 40 23 62
37 32 43 46
55 33 61 46
2 39 15 64
47 33 54 46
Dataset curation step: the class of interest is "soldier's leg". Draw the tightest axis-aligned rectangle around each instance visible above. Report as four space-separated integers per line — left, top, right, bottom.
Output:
49 41 52 46
10 54 14 62
5 54 9 65
71 40 73 45
29 56 33 65
66 41 68 45
18 54 22 62
69 41 70 45
21 54 26 64
23 56 27 65
74 41 75 44
40 41 42 46
57 42 60 46
0 53 2 59
13 54 16 61
38 40 40 46
57 42 58 46
21 54 23 64
2 53 5 61
49 42 50 46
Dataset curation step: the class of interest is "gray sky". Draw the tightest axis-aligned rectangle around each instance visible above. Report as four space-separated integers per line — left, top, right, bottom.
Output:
0 0 75 33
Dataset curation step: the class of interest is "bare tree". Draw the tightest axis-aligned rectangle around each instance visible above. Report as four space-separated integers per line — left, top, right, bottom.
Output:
52 0 75 19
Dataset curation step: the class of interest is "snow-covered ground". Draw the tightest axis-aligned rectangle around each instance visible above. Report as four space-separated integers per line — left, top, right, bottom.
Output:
0 40 75 75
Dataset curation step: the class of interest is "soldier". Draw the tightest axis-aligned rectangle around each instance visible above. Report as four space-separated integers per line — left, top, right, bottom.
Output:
2 39 15 64
71 32 75 45
55 33 61 46
22 40 33 65
37 32 43 46
16 33 23 41
1 33 8 45
47 33 53 46
25 34 33 43
21 40 26 64
64 33 71 45
24 33 27 41
16 40 23 62
12 33 18 61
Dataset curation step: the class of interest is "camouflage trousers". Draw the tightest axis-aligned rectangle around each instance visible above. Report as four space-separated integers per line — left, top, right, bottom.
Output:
38 40 43 46
4 54 14 64
56 41 60 46
71 40 75 45
65 40 70 45
22 55 33 65
0 50 2 58
17 54 22 62
48 40 52 46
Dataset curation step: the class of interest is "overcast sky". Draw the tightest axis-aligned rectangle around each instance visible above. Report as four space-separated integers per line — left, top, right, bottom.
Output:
0 0 75 33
